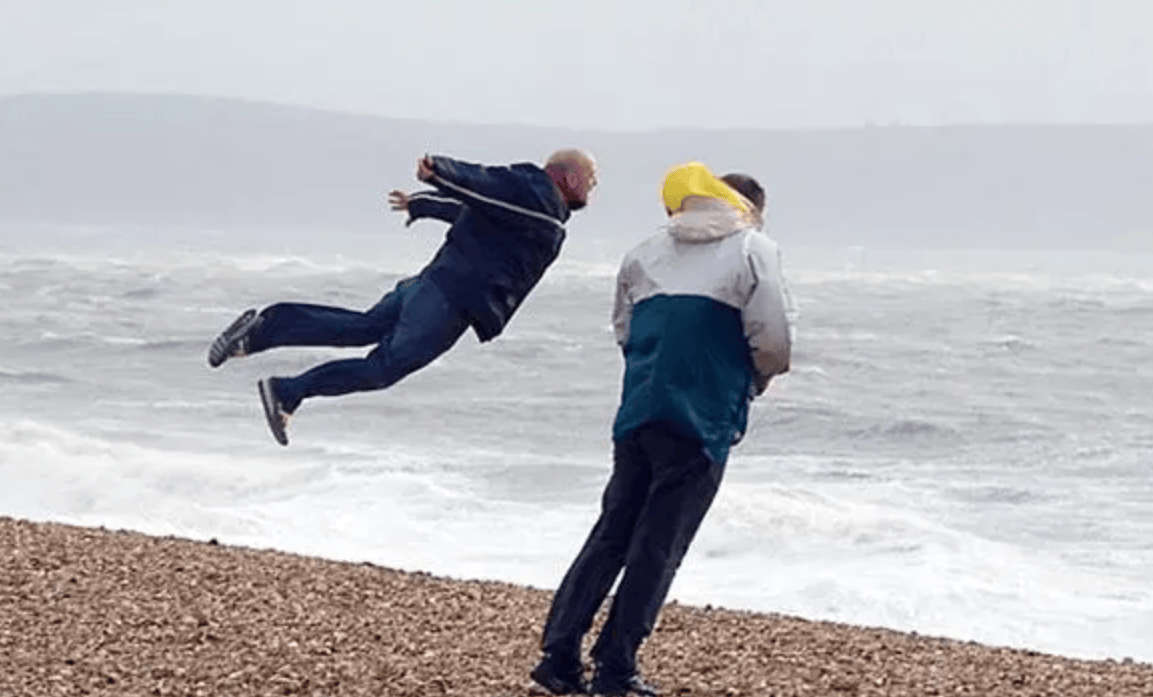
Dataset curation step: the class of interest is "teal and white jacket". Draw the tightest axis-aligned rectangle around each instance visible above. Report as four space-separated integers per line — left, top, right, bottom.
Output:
611 202 793 464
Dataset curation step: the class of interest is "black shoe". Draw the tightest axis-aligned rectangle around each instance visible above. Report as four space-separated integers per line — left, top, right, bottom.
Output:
530 657 589 695
589 672 659 697
208 309 261 367
258 377 291 446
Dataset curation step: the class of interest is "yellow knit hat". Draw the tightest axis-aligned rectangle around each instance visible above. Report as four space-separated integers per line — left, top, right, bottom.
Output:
661 162 750 214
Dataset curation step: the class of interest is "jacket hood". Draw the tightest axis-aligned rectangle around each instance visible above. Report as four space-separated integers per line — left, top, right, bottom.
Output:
662 162 751 215
666 198 759 242
661 161 759 242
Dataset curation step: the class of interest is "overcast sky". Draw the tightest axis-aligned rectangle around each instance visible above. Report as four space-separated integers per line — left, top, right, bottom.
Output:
2 0 1150 130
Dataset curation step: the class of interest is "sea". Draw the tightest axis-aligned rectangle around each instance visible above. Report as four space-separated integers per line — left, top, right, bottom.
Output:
1 220 1150 665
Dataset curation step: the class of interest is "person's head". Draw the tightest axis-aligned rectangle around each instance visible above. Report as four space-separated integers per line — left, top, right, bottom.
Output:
720 173 765 214
544 149 598 211
661 162 752 216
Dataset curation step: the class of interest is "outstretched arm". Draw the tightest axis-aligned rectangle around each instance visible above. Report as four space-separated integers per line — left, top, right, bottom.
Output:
416 154 564 230
388 189 464 226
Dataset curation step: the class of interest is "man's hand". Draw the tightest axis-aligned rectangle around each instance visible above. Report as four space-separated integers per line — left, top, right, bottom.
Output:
416 155 435 182
387 190 410 211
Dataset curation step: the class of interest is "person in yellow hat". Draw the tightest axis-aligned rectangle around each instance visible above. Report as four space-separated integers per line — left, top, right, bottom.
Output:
662 161 752 212
532 164 793 696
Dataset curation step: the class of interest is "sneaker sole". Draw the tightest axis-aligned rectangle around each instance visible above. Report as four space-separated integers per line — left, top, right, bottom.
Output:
258 378 289 446
208 309 259 368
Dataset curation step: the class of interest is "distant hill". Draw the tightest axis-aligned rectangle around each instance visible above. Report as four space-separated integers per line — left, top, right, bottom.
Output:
1 93 1151 250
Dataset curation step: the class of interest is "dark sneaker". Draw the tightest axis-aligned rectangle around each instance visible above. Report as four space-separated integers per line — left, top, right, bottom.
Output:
258 377 291 446
589 672 659 697
208 309 261 368
530 657 589 695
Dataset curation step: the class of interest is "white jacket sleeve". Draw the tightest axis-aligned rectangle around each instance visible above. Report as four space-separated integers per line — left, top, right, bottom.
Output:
612 259 634 348
743 234 792 388
781 260 799 346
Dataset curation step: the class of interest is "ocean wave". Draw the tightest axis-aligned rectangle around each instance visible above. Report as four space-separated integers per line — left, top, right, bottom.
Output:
1114 303 1153 318
979 334 1038 352
1096 335 1151 347
0 368 72 385
945 484 1039 505
785 361 829 378
0 419 348 521
697 483 948 561
0 249 417 279
791 266 1153 302
848 417 961 441
29 331 148 349
137 339 209 352
20 331 211 354
540 259 620 280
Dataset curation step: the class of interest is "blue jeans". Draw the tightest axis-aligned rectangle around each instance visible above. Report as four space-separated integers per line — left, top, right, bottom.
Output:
249 277 469 413
540 423 724 679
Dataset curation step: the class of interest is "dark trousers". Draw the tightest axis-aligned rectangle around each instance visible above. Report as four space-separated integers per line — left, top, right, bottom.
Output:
249 276 470 412
541 423 724 678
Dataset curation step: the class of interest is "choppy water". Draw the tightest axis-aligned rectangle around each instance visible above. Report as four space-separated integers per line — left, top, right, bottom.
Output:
1 223 1151 663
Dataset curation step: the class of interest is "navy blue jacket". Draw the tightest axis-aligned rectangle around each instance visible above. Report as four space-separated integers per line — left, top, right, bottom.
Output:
403 190 465 227
414 156 571 342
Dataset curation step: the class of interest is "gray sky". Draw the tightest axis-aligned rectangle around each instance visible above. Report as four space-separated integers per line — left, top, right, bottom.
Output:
2 0 1150 130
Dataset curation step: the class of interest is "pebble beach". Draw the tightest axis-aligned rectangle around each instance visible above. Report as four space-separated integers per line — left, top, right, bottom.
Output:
3 517 1151 697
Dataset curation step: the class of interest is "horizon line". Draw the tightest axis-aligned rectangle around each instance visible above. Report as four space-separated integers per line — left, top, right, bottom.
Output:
4 90 1152 135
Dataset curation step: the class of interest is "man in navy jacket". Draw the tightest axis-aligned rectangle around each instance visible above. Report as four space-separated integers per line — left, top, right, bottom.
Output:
207 149 597 445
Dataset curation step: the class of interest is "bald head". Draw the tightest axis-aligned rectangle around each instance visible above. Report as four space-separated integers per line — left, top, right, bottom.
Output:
544 148 598 212
546 148 596 170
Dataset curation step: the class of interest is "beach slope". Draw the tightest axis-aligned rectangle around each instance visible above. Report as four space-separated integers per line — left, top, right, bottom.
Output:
2 517 1149 696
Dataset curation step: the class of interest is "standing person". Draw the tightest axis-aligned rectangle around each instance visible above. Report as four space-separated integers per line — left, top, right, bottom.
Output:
531 163 792 696
721 171 799 344
207 149 598 446
719 172 764 217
